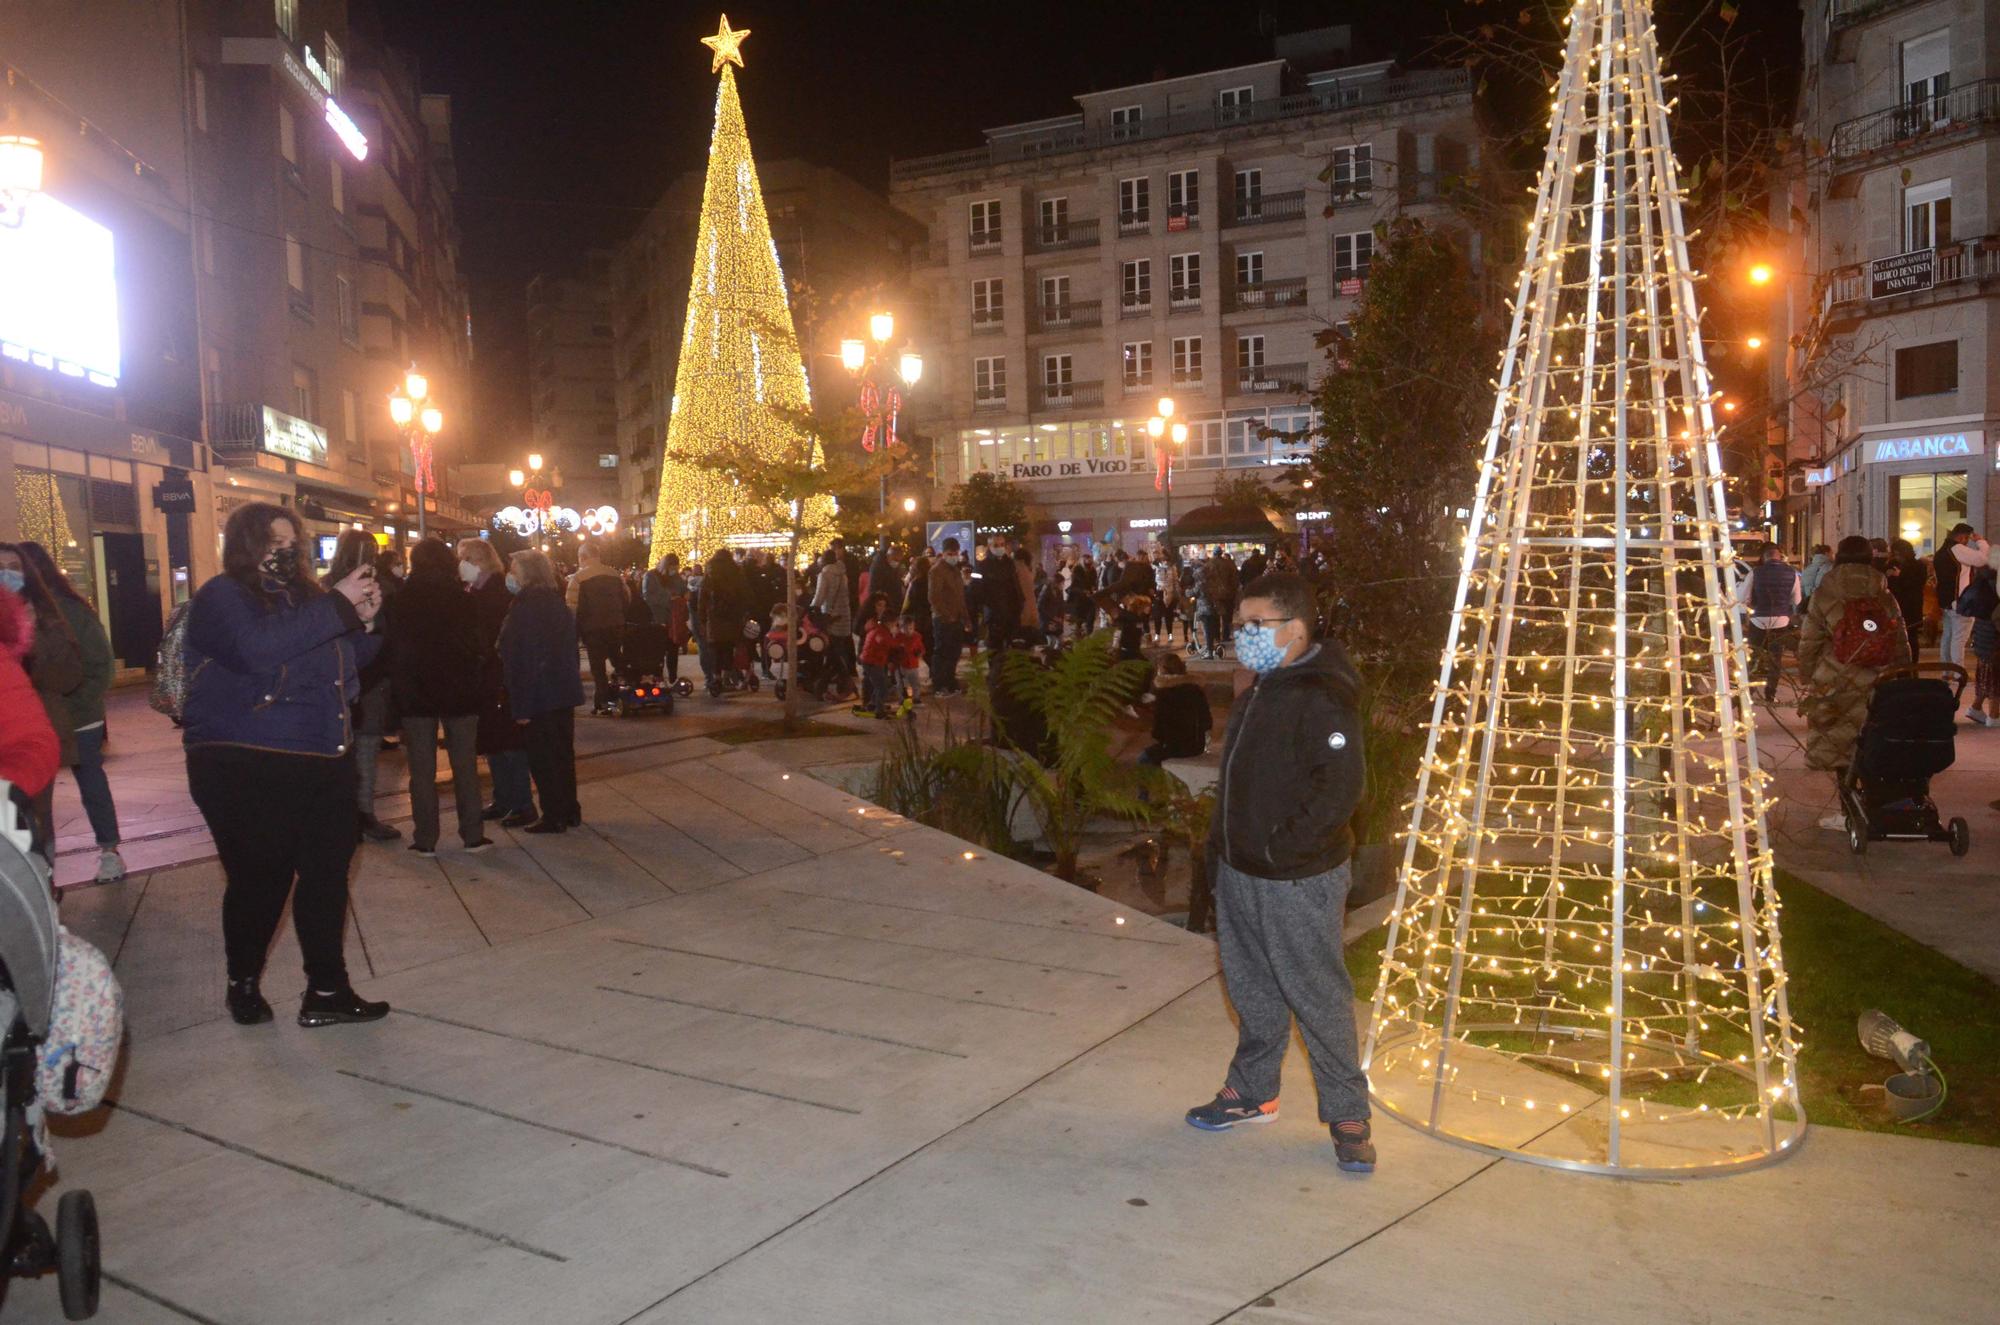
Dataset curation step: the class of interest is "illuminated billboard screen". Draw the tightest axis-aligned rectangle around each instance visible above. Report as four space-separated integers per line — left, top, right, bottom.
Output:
0 193 121 388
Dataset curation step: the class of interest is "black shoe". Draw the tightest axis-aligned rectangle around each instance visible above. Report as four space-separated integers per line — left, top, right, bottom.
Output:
567 811 583 829
359 815 401 842
463 838 496 855
500 810 538 829
298 987 390 1028
524 819 567 835
407 842 436 857
1331 1120 1377 1173
1186 1087 1279 1131
481 803 507 821
226 977 273 1026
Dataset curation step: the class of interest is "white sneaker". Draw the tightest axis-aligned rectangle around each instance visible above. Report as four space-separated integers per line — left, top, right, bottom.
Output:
95 849 127 884
1967 710 1995 727
1817 813 1847 831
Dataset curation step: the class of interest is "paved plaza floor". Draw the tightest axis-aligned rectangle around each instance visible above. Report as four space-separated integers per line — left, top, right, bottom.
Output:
8 714 1998 1322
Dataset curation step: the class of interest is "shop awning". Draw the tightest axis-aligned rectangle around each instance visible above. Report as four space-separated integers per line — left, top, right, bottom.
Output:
294 482 381 525
1169 503 1283 544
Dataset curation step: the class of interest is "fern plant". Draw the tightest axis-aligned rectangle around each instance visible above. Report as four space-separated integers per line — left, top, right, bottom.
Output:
971 632 1153 883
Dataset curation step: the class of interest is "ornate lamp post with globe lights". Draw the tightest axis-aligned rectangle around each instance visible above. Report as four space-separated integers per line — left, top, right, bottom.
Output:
495 451 618 549
838 312 922 517
1147 396 1187 558
387 366 443 539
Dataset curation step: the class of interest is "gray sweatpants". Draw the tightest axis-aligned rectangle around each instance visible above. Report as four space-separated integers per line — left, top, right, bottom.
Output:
1214 857 1369 1123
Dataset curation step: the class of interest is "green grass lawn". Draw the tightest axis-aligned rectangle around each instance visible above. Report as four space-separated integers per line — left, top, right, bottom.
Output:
711 718 856 744
1345 870 2000 1146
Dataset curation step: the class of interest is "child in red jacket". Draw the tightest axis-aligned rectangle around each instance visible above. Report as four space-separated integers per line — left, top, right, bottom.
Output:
0 586 60 826
892 614 926 715
854 597 898 719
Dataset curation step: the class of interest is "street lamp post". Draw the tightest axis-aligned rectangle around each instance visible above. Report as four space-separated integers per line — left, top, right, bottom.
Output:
1147 396 1186 559
388 366 443 539
839 312 922 518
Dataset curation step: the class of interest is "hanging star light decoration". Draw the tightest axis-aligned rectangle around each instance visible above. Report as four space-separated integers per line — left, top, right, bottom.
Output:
701 13 750 72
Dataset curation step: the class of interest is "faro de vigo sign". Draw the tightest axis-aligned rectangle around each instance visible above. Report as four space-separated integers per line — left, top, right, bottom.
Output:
1007 457 1140 481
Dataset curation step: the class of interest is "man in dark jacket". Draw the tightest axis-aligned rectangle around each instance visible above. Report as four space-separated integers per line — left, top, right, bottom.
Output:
386 538 491 854
928 538 969 695
1187 571 1375 1174
567 542 628 713
976 535 1022 649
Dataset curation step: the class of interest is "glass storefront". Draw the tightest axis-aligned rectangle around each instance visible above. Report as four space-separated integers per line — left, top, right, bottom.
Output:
13 464 94 599
1895 470 1969 555
958 405 1316 478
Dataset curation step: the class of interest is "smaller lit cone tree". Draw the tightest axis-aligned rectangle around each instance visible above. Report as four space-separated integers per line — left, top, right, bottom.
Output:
1360 0 1803 1176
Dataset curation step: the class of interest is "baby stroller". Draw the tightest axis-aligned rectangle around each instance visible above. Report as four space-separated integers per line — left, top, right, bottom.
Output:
2 787 102 1319
1838 663 1972 857
609 620 685 717
766 608 854 703
707 620 764 698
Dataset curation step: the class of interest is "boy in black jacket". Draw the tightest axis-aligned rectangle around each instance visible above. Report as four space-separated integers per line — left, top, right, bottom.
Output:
1186 572 1375 1173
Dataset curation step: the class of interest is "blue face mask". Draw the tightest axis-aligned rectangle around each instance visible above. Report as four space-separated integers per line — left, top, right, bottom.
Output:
0 568 23 595
1236 623 1289 674
505 573 521 595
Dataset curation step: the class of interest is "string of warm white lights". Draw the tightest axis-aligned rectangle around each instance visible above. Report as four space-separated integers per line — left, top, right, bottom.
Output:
648 16 834 566
1360 0 1803 1176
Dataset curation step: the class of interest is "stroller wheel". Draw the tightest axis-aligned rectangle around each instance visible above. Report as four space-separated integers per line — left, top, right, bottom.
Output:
746 674 761 692
1846 816 1868 856
57 1190 99 1320
674 678 695 698
1949 817 1971 857
774 681 787 701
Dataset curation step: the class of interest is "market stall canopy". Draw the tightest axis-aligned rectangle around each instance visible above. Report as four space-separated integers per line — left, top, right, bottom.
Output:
1169 503 1283 545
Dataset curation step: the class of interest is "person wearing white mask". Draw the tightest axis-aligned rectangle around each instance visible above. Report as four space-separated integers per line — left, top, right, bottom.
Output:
927 536 969 696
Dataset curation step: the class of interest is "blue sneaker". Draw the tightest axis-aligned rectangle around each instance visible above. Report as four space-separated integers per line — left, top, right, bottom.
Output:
1186 1087 1279 1131
1331 1120 1376 1172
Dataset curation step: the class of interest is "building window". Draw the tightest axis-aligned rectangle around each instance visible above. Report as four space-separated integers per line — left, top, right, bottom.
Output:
323 35 345 96
193 68 209 133
1334 232 1374 282
275 0 297 40
341 388 360 453
1040 274 1071 322
291 364 316 422
285 233 306 292
1904 179 1951 252
1218 86 1254 121
1901 29 1950 119
1119 176 1150 231
598 453 619 468
969 199 1001 251
1235 251 1264 288
278 104 297 164
974 355 1006 404
1123 341 1153 388
1234 169 1263 222
1122 259 1152 312
1173 336 1203 384
1110 105 1143 141
337 275 359 342
1237 335 1266 373
1043 353 1074 399
1331 144 1373 199
1894 340 1958 398
330 160 345 214
1170 253 1201 306
1168 169 1199 223
1039 196 1067 245
972 277 1004 327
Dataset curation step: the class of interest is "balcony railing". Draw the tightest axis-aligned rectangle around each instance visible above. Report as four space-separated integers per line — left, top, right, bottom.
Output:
1228 277 1309 311
1171 368 1205 387
1829 79 2000 167
1801 235 2000 354
973 392 1008 412
1169 287 1202 313
1034 380 1104 410
1031 300 1103 332
1121 372 1155 393
1235 362 1308 394
1166 205 1200 232
1226 190 1306 228
1029 218 1099 252
1120 296 1154 318
890 68 1472 182
1326 183 1374 209
1118 210 1151 235
969 230 1003 254
209 402 267 451
971 309 1005 334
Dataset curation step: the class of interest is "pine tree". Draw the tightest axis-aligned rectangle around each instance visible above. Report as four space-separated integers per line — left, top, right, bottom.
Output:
1361 0 1801 1176
648 16 835 565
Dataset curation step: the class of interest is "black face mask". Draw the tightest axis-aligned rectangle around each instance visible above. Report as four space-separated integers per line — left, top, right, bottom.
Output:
260 545 302 581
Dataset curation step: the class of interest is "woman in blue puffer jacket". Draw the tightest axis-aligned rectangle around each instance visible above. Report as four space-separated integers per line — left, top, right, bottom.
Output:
183 502 390 1029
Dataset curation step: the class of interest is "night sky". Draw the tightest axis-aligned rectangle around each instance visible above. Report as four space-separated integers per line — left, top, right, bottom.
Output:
377 0 1802 450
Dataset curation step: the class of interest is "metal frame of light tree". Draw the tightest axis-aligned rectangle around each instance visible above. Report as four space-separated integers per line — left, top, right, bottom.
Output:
1360 0 1803 1176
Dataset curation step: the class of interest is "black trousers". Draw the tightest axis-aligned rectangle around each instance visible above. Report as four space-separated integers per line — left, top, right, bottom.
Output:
188 745 356 991
522 708 580 825
402 714 482 849
582 629 620 709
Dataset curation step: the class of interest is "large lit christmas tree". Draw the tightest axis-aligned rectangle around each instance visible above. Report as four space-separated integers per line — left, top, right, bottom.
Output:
1361 0 1802 1175
648 15 831 564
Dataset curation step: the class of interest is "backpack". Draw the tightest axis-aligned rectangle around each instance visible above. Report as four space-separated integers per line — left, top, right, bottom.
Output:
35 927 124 1116
1830 595 1900 669
148 599 194 720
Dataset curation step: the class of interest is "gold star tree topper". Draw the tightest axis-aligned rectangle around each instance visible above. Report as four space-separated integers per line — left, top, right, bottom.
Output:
701 14 750 72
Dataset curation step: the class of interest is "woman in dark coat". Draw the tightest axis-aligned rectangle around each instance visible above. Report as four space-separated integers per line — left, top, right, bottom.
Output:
387 537 490 855
183 502 389 1028
1884 538 1929 662
498 550 585 833
459 538 533 825
699 549 752 690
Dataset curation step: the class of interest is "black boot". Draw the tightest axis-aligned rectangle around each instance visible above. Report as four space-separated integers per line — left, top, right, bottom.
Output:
226 977 273 1026
298 987 391 1028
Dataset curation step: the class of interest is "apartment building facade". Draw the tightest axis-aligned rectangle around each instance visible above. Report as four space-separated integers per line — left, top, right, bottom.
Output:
889 50 1479 559
610 160 923 536
1776 0 2000 555
526 254 620 517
